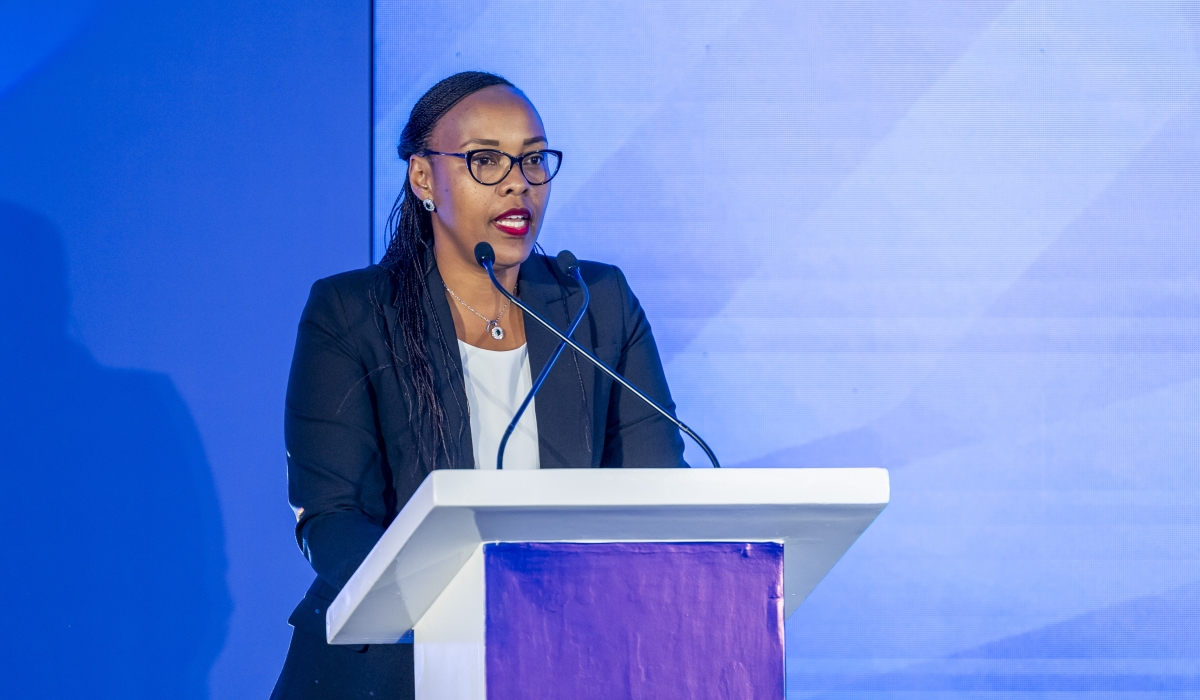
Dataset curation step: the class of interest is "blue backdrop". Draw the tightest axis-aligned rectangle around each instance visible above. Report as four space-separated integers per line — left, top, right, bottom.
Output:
0 0 367 697
1 1 1197 698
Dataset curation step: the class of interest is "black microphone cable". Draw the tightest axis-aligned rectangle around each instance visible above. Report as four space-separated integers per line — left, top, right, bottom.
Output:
495 250 591 470
475 242 720 469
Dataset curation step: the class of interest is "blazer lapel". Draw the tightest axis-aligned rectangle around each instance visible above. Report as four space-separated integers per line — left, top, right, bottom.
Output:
422 256 475 470
519 254 595 469
412 250 594 471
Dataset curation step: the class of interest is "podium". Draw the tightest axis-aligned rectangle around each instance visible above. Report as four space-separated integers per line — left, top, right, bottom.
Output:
327 468 889 699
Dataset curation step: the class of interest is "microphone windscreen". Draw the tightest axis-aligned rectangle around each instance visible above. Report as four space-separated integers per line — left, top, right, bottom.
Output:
474 242 496 267
556 249 580 276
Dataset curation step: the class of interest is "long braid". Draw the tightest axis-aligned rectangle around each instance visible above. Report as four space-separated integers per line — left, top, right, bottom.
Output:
375 71 514 470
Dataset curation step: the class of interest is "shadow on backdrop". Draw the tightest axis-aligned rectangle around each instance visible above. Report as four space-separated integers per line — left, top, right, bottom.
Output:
0 201 230 698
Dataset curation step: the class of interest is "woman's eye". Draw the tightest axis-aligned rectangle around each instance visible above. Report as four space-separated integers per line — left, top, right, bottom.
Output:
471 154 496 167
526 154 544 165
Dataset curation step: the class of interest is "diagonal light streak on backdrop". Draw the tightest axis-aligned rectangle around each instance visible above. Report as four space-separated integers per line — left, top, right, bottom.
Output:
666 0 1199 468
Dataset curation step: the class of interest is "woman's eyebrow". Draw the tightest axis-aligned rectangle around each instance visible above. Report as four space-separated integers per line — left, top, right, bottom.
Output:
458 136 548 148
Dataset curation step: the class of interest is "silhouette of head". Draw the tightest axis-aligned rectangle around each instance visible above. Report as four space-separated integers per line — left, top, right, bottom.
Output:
0 201 70 344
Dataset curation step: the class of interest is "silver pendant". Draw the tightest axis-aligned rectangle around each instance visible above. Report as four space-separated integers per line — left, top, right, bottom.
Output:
488 322 505 341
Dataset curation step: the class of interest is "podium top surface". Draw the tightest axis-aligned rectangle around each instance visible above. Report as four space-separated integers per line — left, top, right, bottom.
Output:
327 468 889 644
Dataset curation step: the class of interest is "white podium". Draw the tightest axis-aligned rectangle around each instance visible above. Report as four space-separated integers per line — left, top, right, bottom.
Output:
328 468 888 699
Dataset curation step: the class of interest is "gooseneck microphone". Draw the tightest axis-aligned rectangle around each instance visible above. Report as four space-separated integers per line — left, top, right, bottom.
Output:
495 250 591 470
475 242 721 469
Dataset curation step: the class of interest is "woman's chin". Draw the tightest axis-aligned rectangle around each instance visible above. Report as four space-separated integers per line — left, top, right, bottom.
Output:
487 233 537 266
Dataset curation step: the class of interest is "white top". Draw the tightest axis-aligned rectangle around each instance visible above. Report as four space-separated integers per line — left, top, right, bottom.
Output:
457 340 540 470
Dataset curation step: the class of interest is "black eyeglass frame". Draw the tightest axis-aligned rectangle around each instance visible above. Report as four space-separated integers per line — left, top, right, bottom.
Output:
416 148 563 186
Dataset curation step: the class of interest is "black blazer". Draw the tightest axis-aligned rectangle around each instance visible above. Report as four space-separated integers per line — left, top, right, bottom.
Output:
284 251 686 636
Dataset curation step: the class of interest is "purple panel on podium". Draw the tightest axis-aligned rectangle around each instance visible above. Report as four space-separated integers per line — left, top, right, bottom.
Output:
484 541 785 700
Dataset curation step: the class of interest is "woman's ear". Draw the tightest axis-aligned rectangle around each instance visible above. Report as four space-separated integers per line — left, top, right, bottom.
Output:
408 155 433 200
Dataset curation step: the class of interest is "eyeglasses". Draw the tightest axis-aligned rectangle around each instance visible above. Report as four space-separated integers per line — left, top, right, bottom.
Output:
419 149 562 186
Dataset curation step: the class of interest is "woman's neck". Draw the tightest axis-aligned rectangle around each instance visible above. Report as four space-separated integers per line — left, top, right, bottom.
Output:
434 241 519 303
434 240 527 349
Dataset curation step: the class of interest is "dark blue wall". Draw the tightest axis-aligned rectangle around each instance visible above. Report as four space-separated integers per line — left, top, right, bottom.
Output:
0 1 368 696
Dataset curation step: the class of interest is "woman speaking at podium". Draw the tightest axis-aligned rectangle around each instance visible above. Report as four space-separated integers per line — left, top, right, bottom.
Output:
271 72 687 699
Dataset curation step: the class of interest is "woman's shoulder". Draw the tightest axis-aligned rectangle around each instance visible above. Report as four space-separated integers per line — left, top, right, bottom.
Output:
309 264 395 300
574 258 622 285
312 264 389 294
301 264 392 327
573 258 639 310
526 252 629 296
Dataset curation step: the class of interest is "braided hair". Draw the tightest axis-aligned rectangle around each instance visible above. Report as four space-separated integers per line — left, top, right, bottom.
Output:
375 71 515 471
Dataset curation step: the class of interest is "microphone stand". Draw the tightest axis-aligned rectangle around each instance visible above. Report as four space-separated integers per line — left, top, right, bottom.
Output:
496 256 590 470
477 244 720 469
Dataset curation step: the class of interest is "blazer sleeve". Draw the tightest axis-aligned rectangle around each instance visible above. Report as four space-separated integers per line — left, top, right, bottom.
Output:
601 267 689 468
285 278 389 594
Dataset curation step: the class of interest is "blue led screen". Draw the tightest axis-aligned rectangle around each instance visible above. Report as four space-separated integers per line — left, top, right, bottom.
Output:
374 2 1200 696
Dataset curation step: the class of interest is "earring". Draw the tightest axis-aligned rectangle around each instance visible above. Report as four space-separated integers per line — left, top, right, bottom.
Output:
422 198 436 212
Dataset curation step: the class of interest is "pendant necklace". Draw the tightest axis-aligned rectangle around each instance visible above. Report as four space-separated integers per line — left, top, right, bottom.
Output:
444 281 517 341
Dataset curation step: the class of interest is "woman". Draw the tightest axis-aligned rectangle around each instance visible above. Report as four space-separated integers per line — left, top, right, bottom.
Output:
271 71 687 699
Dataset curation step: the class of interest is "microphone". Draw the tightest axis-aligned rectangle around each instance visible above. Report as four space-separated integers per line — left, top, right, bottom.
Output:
474 242 720 469
495 250 591 470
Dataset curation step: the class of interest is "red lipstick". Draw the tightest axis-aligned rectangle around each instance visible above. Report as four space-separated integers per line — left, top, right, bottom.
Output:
492 207 531 236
